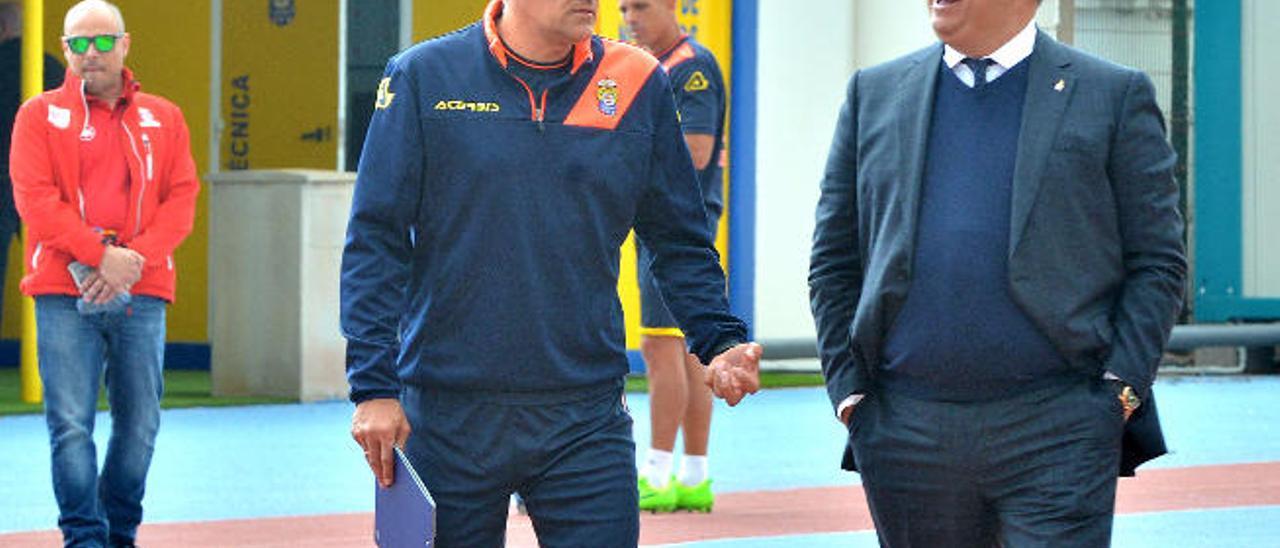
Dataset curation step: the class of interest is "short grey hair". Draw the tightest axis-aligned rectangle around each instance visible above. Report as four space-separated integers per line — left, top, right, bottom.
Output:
64 0 126 35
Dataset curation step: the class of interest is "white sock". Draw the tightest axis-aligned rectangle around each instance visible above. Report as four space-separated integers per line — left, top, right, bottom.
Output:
644 449 674 488
679 455 708 486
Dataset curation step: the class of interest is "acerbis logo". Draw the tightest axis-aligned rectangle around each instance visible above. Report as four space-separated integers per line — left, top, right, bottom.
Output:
434 100 501 113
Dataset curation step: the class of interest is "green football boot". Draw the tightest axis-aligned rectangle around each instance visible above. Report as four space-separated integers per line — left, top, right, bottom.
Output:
675 479 714 513
638 476 678 513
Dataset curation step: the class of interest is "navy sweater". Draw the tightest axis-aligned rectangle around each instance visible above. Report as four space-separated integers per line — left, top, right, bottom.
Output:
881 60 1071 401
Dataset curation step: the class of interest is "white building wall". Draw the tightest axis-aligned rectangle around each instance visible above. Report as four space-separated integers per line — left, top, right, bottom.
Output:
752 0 856 341
1242 0 1280 297
1073 0 1179 118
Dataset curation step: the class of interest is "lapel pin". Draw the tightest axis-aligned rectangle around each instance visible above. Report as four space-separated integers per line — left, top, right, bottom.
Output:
1054 79 1066 92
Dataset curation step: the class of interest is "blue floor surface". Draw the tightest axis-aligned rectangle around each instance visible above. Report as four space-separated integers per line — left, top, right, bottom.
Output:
2 376 1278 545
650 506 1280 548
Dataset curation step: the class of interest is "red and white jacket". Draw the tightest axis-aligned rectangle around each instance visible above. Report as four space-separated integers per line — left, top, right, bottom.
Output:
8 68 199 301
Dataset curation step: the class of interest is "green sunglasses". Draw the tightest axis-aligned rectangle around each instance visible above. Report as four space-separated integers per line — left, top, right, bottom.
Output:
63 33 124 55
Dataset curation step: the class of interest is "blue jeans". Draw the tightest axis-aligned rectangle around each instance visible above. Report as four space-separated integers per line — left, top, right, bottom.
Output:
37 295 166 548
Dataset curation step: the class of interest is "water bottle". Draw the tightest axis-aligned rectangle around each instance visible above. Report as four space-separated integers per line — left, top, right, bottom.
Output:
67 261 131 315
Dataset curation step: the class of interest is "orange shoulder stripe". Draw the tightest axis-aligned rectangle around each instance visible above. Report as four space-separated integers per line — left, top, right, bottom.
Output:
660 43 696 73
562 39 659 131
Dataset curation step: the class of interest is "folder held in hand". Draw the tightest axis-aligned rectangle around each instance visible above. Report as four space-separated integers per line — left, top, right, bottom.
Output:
375 447 435 547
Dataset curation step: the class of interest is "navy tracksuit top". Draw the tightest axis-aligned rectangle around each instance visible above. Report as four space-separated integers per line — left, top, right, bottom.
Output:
340 2 746 402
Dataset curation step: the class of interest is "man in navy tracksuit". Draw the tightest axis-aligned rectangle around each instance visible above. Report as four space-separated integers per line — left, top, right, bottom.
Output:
619 0 729 513
340 1 761 545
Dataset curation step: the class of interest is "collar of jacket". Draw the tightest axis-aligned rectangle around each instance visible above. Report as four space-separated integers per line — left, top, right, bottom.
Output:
55 66 141 146
653 33 690 60
482 0 594 75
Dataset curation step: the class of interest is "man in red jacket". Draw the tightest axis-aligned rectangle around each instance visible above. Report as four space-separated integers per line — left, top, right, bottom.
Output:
8 1 199 546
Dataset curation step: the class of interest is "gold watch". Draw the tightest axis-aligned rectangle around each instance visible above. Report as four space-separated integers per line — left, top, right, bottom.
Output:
1118 384 1141 418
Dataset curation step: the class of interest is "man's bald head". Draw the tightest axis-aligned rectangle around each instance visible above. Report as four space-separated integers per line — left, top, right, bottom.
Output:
64 0 125 36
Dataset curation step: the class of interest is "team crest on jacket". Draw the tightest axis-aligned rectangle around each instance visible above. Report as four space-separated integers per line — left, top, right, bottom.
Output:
596 78 619 116
269 0 295 26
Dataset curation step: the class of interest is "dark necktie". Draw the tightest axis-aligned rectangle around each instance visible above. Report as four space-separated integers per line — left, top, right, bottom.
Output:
961 57 994 89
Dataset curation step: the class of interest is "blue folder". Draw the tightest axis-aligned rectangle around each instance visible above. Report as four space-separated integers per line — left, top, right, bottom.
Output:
375 447 435 547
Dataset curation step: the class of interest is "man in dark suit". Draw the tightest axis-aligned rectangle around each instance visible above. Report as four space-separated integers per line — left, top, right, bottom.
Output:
809 0 1185 545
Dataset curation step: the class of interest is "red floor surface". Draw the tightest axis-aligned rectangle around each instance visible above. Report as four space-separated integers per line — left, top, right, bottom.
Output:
4 461 1278 547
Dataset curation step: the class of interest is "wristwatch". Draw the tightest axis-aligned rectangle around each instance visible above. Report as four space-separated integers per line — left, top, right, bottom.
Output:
1117 384 1141 418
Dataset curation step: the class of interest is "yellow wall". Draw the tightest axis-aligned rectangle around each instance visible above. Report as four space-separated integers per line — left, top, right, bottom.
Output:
3 1 212 343
221 0 339 171
412 0 483 42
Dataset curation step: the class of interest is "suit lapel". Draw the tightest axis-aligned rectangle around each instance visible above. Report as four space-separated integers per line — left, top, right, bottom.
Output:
897 44 943 253
1009 32 1075 255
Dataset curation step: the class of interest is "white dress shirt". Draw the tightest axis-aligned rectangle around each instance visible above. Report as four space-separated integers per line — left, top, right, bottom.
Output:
942 18 1039 88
